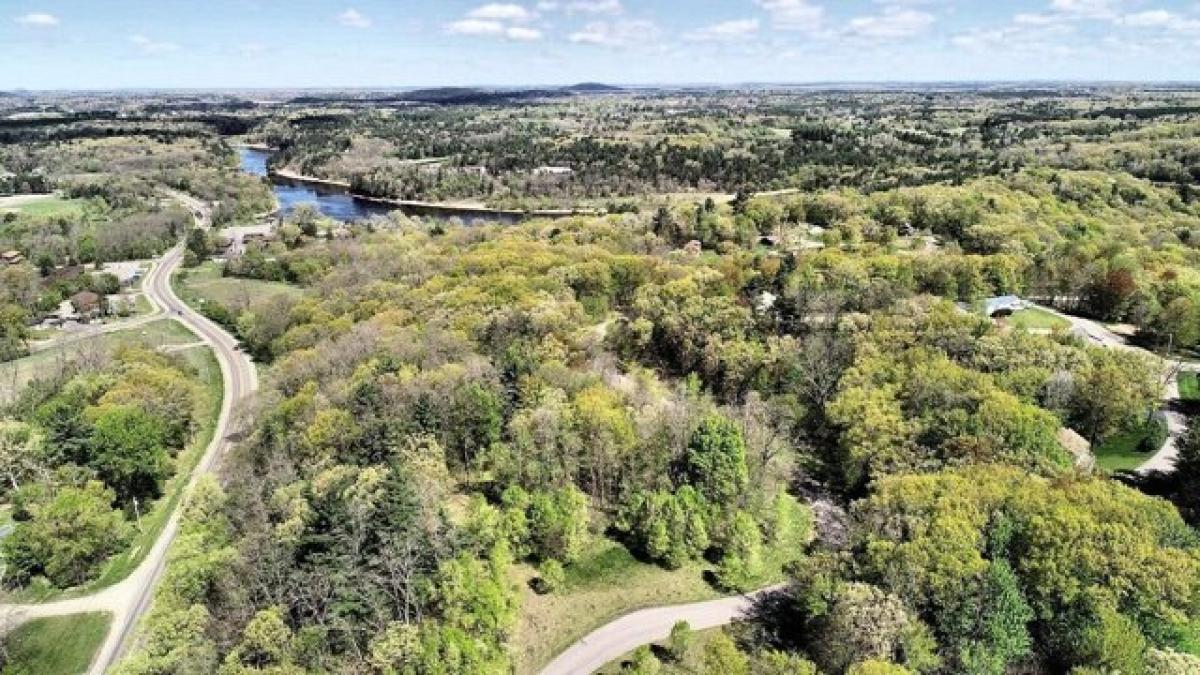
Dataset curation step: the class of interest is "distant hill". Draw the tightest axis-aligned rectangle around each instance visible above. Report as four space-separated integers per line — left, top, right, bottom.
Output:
563 82 623 93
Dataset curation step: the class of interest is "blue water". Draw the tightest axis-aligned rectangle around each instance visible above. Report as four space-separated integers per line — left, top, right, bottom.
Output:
237 147 519 224
238 147 396 222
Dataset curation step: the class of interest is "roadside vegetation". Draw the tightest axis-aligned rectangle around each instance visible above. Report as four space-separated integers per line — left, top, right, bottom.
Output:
0 611 110 675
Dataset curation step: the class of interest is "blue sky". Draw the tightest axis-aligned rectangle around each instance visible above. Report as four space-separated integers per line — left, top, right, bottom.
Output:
3 0 1200 89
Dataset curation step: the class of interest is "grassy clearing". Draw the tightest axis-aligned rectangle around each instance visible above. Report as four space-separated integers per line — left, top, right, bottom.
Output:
1 320 197 400
0 196 85 219
1006 308 1071 331
175 261 301 309
5 344 222 602
1179 371 1200 402
0 612 111 675
1094 425 1156 472
512 538 795 675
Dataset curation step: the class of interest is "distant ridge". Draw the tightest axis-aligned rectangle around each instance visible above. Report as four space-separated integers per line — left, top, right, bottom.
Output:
563 82 623 93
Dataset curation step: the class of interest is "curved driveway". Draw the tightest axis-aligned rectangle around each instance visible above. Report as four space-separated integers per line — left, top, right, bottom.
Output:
539 587 781 675
1035 303 1190 474
0 199 256 673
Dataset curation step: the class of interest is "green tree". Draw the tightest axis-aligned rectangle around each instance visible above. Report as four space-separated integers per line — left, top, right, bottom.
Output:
2 481 131 587
667 620 694 662
627 645 661 674
88 404 171 505
715 510 765 592
684 414 748 506
536 559 565 594
701 632 749 675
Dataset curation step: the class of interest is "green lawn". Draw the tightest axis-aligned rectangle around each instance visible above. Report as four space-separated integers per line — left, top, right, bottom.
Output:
175 260 301 310
513 538 795 675
0 196 86 219
1094 425 1158 472
1 612 111 675
1 320 199 401
1179 371 1200 402
1006 307 1071 331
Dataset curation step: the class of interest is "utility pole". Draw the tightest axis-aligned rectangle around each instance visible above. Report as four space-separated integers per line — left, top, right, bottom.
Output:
133 496 143 532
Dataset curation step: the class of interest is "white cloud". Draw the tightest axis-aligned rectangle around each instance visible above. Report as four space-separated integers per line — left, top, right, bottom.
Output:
1049 0 1125 19
686 18 760 42
447 6 543 41
1013 12 1061 25
1111 9 1200 34
14 12 59 27
755 0 826 33
337 8 371 28
448 19 506 35
566 0 622 13
537 0 622 14
505 25 543 40
569 19 661 48
467 3 533 22
845 7 934 39
1119 9 1173 26
130 34 179 55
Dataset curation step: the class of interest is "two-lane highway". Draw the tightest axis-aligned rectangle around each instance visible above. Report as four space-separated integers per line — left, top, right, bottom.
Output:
0 197 257 673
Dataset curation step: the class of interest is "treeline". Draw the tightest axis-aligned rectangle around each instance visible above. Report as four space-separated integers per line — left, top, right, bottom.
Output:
0 347 207 589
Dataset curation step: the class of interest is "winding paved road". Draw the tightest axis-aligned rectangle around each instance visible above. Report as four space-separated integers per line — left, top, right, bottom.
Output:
0 196 256 674
1035 303 1190 474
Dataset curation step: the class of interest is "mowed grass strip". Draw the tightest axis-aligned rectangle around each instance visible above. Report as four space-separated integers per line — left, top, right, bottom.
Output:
1178 371 1200 402
1 612 111 675
1006 308 1071 331
1094 426 1155 472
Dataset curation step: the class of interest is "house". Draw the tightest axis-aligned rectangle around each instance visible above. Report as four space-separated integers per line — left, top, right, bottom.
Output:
984 295 1025 317
1 250 23 265
70 291 102 320
533 166 574 177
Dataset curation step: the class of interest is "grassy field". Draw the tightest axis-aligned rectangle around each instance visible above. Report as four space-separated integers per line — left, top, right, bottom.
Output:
0 320 198 401
3 343 222 602
1094 425 1156 472
512 538 795 675
0 196 86 219
175 261 301 309
1006 307 1071 331
0 612 111 675
1179 371 1200 402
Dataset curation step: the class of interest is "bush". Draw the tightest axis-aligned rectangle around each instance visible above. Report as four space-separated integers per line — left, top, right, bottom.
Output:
667 621 694 662
535 559 565 594
1138 415 1169 454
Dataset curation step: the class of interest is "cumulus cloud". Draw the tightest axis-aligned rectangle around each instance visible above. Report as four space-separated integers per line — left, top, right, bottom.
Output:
337 8 371 28
448 4 543 41
467 3 534 22
14 12 58 27
845 7 935 39
755 0 826 33
569 19 661 48
685 18 760 42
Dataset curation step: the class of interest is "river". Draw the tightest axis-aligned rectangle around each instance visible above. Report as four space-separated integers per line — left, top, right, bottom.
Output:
237 147 521 224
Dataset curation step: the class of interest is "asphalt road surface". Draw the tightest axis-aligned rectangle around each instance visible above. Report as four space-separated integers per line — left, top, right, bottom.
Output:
0 197 256 674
